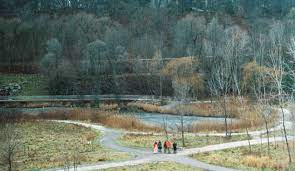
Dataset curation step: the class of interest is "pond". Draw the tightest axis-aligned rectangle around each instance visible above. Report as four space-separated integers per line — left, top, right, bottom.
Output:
125 112 227 128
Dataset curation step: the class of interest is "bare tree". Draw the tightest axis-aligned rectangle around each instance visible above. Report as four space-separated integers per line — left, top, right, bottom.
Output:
173 14 206 57
209 58 232 137
170 57 196 147
287 36 295 155
0 123 20 171
225 26 250 137
174 82 190 147
162 116 169 140
205 18 235 137
262 106 272 155
268 21 292 163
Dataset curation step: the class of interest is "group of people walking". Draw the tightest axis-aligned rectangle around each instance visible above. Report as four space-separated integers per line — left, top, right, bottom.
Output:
153 140 177 154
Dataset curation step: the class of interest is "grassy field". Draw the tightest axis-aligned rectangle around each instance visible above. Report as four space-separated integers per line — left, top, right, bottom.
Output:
119 133 249 149
0 74 48 95
101 162 202 171
192 142 295 170
0 121 130 171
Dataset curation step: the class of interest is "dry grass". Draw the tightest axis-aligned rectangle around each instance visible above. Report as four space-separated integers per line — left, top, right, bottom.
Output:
193 141 295 170
119 133 249 149
101 162 201 171
0 121 130 171
241 155 285 169
128 99 256 118
99 115 160 132
189 120 262 133
189 104 278 133
128 102 165 113
129 98 278 133
99 103 119 111
128 102 219 117
129 99 277 132
36 108 161 132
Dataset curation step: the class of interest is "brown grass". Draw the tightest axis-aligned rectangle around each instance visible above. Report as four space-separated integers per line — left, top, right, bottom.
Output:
128 102 220 117
195 141 295 170
188 120 262 133
99 103 119 111
128 97 278 133
189 104 277 133
36 108 161 132
100 115 160 132
128 99 255 118
241 155 286 169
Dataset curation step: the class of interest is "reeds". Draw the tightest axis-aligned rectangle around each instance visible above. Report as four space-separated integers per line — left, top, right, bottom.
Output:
37 108 161 132
128 102 220 117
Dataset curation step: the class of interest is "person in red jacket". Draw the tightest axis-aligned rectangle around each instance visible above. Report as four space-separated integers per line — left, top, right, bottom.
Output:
166 140 172 154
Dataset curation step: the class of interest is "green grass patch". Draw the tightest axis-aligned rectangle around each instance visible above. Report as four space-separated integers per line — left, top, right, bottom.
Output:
192 142 295 170
119 133 249 149
0 121 131 171
101 162 202 171
0 74 48 95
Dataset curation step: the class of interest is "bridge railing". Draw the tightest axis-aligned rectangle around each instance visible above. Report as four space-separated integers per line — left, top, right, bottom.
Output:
0 95 176 102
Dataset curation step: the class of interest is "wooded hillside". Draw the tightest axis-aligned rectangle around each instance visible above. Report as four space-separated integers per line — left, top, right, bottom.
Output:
1 0 295 97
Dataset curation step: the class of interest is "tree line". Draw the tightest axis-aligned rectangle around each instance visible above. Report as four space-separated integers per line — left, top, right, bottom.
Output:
1 1 295 97
2 0 295 18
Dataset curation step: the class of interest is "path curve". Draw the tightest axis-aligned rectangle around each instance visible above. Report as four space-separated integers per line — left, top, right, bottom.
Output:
49 120 294 171
51 120 237 171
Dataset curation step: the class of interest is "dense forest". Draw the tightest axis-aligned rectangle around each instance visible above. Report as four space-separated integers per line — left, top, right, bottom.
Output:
1 0 295 98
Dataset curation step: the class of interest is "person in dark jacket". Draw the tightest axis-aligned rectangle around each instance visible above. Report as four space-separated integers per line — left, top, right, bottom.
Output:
173 142 177 154
158 141 162 153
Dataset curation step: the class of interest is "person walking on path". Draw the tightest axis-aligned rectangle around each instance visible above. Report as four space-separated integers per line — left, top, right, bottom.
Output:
153 142 158 154
173 142 177 154
158 141 162 153
163 141 167 153
166 140 172 154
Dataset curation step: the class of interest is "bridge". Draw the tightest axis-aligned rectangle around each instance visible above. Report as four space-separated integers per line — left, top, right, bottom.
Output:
0 95 175 108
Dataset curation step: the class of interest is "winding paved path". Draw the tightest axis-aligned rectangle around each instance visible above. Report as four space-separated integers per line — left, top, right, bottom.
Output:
49 120 294 171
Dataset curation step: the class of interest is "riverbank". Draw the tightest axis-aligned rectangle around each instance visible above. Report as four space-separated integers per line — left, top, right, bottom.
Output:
1 104 274 134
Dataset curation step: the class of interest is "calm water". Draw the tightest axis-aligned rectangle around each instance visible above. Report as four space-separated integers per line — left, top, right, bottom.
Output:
126 112 226 127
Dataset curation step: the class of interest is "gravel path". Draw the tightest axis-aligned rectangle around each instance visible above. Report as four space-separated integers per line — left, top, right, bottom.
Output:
49 120 294 171
52 120 237 171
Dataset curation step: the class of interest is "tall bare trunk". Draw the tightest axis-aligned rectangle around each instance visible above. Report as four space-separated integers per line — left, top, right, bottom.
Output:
246 127 251 152
280 106 292 163
162 117 169 140
265 120 270 156
181 113 185 147
223 96 229 136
